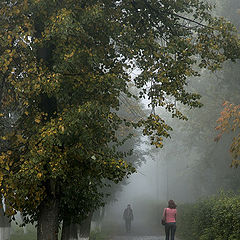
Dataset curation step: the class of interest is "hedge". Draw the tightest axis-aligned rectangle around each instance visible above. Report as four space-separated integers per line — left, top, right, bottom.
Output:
177 191 240 240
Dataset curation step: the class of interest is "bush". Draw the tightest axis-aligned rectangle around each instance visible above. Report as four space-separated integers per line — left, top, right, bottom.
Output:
177 191 240 240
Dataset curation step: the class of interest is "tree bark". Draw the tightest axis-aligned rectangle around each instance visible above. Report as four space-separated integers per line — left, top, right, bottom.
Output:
0 204 10 240
0 198 11 240
61 221 78 240
37 199 59 240
61 212 93 240
91 207 105 232
78 213 93 240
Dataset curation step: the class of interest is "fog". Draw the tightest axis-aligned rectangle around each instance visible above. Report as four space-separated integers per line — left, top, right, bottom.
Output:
100 0 240 235
0 0 240 240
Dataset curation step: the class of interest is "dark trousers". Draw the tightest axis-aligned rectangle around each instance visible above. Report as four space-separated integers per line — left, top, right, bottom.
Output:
125 219 131 233
165 222 176 240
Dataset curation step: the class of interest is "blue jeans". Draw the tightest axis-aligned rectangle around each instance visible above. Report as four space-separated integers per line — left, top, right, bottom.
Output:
165 222 176 240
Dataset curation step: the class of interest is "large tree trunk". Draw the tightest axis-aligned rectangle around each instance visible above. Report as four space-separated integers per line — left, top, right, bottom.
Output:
78 213 93 240
0 198 11 240
61 213 93 240
0 204 10 240
61 221 78 240
37 199 59 240
91 207 105 232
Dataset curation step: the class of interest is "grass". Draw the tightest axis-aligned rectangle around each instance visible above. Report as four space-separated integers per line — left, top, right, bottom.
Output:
11 232 36 240
10 222 37 240
90 230 111 240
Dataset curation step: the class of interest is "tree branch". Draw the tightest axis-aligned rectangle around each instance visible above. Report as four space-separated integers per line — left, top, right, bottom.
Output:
142 0 213 29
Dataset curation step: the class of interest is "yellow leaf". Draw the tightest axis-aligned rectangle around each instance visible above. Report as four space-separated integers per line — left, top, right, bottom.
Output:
37 173 42 178
59 125 64 132
35 118 41 123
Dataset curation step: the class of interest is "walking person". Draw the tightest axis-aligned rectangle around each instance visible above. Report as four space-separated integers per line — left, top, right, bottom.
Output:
123 204 134 233
162 200 177 240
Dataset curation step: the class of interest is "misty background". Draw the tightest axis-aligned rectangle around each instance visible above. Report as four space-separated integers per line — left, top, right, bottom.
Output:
100 0 240 235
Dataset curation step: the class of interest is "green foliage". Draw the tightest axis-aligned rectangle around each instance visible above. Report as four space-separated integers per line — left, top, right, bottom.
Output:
175 203 196 240
177 192 240 240
0 0 239 233
10 234 36 240
89 230 110 240
215 102 240 167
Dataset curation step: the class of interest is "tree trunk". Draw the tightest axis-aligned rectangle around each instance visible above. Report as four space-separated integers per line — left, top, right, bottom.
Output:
61 221 78 240
37 199 59 240
0 199 11 240
61 213 93 240
91 207 105 232
78 213 93 240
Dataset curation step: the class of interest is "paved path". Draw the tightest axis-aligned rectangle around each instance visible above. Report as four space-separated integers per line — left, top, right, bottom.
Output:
112 236 179 240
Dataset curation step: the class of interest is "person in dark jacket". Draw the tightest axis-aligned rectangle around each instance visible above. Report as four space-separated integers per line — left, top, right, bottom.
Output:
123 204 134 233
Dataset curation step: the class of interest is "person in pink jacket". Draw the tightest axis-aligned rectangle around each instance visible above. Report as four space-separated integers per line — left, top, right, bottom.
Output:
162 200 177 240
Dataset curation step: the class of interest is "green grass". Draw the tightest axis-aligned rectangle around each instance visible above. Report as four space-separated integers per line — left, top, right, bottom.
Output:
10 232 36 240
10 222 37 240
90 230 111 240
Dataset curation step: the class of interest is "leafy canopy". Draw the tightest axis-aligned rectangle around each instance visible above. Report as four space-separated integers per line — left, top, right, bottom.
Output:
0 0 239 223
215 102 240 167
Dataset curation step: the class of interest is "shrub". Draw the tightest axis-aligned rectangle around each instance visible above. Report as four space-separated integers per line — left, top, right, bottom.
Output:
177 191 240 240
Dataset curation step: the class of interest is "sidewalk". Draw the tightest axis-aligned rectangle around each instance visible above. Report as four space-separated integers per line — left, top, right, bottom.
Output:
112 236 179 240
